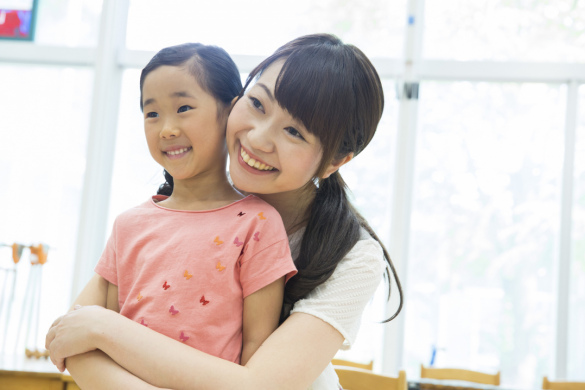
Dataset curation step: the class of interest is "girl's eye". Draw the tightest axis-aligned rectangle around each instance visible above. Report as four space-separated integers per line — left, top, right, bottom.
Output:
146 112 158 118
285 127 305 141
249 96 264 112
178 105 192 113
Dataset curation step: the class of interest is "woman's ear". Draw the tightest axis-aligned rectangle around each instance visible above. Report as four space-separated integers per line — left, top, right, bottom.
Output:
230 96 239 109
321 153 354 179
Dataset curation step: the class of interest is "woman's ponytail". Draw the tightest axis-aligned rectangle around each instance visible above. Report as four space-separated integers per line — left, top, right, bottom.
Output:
284 171 361 309
283 170 403 323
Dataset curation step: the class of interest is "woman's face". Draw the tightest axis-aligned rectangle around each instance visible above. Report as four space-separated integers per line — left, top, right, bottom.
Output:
226 60 324 195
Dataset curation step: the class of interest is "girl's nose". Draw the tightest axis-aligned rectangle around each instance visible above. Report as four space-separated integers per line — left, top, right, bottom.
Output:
247 124 274 154
160 123 180 139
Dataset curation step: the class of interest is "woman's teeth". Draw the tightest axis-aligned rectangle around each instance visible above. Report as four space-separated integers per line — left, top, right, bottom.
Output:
166 147 191 155
241 148 275 171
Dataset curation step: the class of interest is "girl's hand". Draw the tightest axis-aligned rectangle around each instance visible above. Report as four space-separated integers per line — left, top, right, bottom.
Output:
45 305 109 372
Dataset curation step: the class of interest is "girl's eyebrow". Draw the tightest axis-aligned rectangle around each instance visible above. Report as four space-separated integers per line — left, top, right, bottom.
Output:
171 91 196 99
143 91 196 108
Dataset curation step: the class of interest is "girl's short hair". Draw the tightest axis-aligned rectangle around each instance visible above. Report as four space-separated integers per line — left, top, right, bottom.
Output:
140 42 242 111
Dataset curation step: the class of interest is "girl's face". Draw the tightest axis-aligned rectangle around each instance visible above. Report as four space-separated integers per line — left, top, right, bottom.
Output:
226 61 324 195
142 65 228 183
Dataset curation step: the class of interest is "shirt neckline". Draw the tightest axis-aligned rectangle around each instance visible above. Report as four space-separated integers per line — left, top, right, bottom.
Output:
150 194 256 213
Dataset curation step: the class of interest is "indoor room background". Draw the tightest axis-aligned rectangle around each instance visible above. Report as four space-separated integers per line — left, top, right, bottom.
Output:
0 0 584 388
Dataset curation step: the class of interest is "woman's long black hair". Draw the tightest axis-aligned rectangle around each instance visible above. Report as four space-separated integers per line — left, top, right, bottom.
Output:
242 34 403 322
139 42 243 196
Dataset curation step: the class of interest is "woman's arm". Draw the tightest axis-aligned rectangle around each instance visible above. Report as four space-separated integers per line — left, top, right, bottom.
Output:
46 273 114 370
46 306 343 390
66 350 168 390
240 277 285 365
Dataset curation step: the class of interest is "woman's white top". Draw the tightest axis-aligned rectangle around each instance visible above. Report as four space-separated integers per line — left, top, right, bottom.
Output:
287 228 387 390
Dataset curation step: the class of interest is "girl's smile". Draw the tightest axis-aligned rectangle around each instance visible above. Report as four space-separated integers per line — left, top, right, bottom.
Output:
163 145 193 160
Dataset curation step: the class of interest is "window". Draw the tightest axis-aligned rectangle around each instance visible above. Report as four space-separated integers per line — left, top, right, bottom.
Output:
1 0 583 385
424 0 585 62
126 0 405 57
0 64 93 352
405 81 566 387
35 0 102 47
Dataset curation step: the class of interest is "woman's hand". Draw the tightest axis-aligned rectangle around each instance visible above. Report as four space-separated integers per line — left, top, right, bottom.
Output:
45 305 110 372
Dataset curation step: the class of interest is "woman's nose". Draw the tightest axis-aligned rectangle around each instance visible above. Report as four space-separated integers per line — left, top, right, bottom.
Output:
247 124 274 153
160 121 180 139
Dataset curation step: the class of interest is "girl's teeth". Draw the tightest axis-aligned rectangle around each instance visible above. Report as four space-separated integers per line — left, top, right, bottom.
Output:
167 147 189 155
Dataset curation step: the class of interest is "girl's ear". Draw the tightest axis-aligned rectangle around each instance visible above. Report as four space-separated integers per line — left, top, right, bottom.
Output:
230 96 239 109
321 153 354 179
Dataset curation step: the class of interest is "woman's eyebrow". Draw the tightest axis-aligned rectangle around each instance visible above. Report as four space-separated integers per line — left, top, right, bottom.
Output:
256 83 275 102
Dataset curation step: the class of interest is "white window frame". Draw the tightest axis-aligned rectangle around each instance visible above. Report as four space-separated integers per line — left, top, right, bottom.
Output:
0 0 581 379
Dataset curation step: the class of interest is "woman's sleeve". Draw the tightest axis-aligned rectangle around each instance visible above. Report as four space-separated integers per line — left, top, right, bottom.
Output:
290 237 386 348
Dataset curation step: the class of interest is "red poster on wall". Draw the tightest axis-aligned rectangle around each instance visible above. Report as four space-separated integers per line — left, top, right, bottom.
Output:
0 0 37 40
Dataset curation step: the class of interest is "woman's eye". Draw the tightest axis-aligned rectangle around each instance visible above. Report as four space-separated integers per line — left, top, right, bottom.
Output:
285 127 305 140
249 97 264 112
146 112 158 118
178 105 192 113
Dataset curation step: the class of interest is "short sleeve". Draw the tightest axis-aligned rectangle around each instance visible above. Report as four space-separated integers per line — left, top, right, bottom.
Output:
94 219 119 285
240 238 297 298
289 237 386 349
239 205 297 298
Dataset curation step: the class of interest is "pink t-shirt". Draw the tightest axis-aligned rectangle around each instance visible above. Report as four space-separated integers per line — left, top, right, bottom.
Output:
95 195 297 363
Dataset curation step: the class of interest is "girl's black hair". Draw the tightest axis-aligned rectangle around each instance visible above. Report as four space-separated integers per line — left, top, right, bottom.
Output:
243 34 403 322
139 42 242 196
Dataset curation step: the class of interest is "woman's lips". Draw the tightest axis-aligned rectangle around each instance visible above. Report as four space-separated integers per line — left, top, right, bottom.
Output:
237 146 277 175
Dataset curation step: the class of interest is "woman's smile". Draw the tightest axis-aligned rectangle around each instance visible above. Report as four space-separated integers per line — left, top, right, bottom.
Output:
237 144 278 175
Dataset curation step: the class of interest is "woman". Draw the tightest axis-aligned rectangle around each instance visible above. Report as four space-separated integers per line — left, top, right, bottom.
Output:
45 33 403 390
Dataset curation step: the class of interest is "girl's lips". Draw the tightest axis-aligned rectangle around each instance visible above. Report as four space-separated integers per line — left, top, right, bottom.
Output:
164 146 192 160
237 146 277 175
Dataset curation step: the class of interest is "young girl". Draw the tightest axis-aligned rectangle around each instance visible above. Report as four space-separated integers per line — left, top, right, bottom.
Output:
46 34 403 390
68 42 297 371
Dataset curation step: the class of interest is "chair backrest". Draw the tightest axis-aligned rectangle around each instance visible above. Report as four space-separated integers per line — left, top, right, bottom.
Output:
420 364 500 386
332 359 374 371
543 376 585 390
335 366 407 390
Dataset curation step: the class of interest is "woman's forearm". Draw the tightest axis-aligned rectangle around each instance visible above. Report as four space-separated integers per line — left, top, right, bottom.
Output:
66 350 168 390
92 310 343 390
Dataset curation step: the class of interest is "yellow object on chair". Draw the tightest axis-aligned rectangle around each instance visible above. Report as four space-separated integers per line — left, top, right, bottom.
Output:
542 376 585 390
332 359 373 371
335 366 407 390
420 364 500 386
